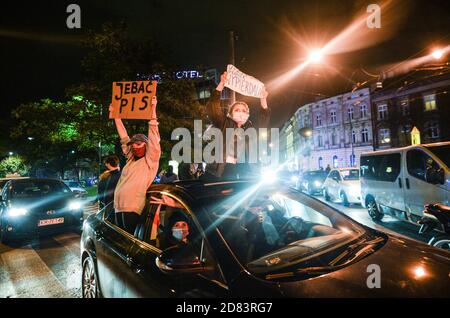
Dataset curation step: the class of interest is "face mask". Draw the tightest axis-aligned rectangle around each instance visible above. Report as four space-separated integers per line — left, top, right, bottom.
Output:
172 228 183 241
131 146 146 158
231 112 249 124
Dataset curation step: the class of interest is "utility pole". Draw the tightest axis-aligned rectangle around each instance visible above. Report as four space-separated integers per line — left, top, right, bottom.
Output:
229 30 236 105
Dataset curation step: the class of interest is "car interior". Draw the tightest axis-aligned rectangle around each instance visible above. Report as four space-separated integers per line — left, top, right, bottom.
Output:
211 193 340 264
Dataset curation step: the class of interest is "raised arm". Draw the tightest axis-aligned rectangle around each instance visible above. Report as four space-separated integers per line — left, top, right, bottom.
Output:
259 87 271 128
145 96 161 165
206 71 227 127
110 104 132 159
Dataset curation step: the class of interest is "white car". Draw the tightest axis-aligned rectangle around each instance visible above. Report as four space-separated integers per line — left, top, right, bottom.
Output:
322 168 361 206
63 180 88 198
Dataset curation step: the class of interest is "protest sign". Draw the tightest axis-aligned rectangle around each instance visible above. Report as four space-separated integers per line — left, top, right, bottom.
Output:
224 64 265 98
109 80 157 119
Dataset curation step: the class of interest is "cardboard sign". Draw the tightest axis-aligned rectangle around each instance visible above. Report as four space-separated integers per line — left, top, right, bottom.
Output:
110 80 157 119
224 64 265 98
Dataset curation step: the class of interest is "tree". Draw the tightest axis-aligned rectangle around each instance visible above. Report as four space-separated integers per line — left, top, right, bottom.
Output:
67 22 205 162
0 155 29 177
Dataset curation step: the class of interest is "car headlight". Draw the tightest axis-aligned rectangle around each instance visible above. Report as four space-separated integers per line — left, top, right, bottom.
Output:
314 180 322 187
8 207 28 217
69 201 82 210
261 169 276 184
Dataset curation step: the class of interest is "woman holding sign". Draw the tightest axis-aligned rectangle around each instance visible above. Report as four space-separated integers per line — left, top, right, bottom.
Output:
109 95 161 234
204 71 270 180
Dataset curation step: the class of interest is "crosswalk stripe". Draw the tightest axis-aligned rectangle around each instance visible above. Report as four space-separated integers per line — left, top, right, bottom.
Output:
0 244 68 298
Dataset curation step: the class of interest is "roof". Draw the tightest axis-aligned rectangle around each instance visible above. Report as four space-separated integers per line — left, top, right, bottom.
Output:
361 141 450 156
151 179 263 201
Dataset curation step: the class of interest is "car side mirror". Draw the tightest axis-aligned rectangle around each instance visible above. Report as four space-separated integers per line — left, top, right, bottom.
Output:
155 244 209 275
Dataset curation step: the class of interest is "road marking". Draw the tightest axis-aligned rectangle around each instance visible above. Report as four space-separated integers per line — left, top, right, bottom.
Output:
0 243 68 298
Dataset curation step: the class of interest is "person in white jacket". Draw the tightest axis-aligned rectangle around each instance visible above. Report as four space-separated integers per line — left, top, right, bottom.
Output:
109 96 161 234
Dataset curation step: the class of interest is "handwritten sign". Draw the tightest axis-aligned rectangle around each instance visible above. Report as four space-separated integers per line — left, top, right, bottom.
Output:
110 80 157 119
224 64 265 98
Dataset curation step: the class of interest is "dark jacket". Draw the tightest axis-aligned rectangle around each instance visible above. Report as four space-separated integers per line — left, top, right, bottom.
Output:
102 169 121 208
205 90 271 179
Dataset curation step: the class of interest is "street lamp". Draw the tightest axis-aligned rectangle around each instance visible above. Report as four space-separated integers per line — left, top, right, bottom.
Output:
308 49 324 64
8 152 14 156
431 48 445 60
298 127 312 138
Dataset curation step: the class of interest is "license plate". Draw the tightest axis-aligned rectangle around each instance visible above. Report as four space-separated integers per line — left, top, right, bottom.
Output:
38 217 64 227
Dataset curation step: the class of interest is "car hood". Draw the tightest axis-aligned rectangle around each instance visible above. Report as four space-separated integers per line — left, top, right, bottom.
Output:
276 235 450 297
10 195 75 214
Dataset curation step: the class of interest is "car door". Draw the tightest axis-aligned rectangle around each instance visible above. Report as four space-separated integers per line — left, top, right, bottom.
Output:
94 206 138 298
125 192 229 297
375 153 405 213
329 171 341 199
404 148 447 219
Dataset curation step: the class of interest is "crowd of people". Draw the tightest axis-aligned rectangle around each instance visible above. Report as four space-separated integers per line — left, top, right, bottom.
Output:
97 71 271 237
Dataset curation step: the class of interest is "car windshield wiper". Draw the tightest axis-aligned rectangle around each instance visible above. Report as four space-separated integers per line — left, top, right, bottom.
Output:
328 236 385 267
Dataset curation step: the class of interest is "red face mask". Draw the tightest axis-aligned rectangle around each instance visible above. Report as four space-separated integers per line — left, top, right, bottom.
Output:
131 144 146 158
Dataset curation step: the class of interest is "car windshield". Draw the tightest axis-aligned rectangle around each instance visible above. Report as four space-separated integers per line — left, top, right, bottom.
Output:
204 186 367 276
341 169 359 180
425 144 450 169
306 171 324 177
65 181 82 188
12 180 71 198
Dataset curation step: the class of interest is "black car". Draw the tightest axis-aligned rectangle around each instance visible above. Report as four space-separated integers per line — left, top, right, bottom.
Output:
0 178 84 242
80 180 450 298
300 170 328 195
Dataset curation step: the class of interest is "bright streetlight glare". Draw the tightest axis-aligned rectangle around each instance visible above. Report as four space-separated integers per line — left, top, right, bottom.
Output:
431 49 444 60
308 49 324 63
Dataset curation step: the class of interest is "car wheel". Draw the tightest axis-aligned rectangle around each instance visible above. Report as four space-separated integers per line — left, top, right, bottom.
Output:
324 189 331 202
340 191 350 207
429 235 450 251
367 198 383 221
82 256 100 298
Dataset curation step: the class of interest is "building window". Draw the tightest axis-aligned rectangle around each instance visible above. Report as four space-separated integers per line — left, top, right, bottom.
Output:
318 157 323 169
378 104 388 120
348 107 354 120
330 111 337 124
360 104 367 118
333 155 338 168
424 94 437 111
331 132 337 146
424 121 440 139
316 114 322 127
351 130 357 144
379 128 391 144
361 128 369 143
317 135 323 147
350 154 356 167
198 89 211 99
400 99 409 116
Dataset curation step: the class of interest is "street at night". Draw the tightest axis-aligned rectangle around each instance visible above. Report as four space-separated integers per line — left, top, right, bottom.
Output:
1 0 450 303
0 196 437 298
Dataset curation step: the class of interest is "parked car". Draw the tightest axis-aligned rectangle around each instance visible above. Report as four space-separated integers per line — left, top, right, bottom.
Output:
63 180 88 198
0 178 84 242
322 168 361 206
300 170 328 195
80 180 450 298
360 142 449 222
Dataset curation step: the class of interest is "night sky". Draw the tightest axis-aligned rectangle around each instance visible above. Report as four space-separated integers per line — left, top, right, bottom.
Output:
1 0 450 127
